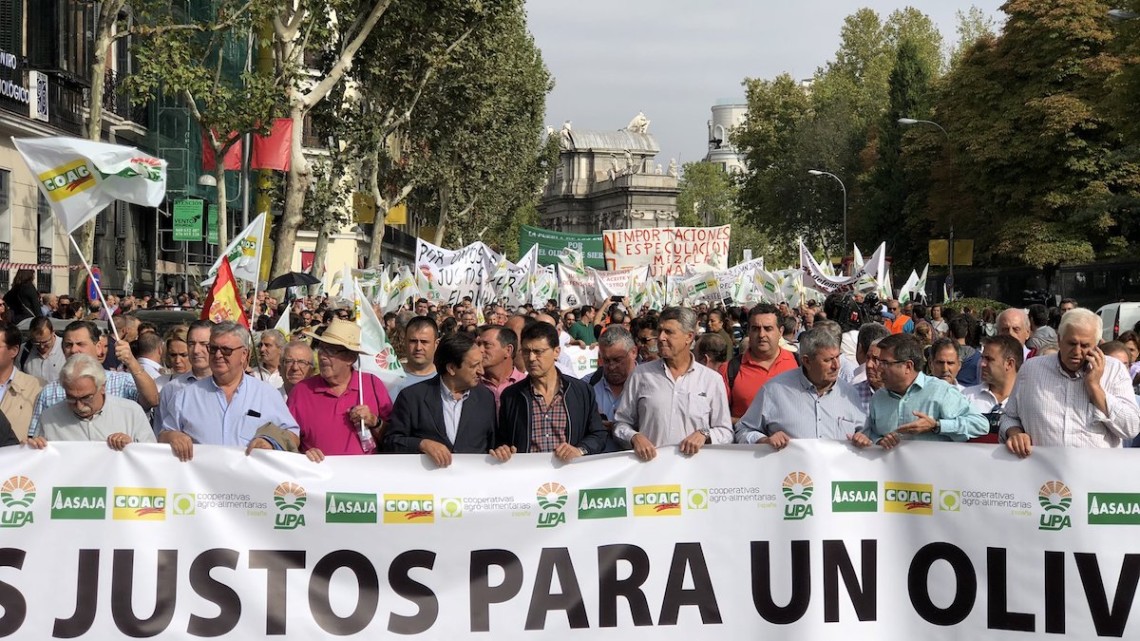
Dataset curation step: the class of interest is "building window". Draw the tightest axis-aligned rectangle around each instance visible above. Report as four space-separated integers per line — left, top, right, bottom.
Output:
37 190 53 292
115 201 128 238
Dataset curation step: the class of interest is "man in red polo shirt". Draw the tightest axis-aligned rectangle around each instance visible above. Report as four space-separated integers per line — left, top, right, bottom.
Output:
724 303 798 422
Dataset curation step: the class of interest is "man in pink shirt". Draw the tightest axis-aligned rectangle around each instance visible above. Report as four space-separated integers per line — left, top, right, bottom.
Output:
289 319 393 458
477 324 525 410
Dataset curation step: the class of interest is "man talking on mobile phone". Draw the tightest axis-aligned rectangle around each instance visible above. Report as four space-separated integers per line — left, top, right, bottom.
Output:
1001 308 1140 458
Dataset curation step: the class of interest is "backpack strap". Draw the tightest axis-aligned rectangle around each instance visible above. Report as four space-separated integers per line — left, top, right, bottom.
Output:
726 353 744 392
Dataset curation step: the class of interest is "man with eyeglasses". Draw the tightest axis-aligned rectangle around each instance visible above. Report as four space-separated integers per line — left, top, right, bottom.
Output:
27 354 154 449
159 321 300 460
884 299 913 335
492 322 606 462
723 303 798 424
20 316 65 385
28 320 159 439
863 333 988 448
279 340 314 399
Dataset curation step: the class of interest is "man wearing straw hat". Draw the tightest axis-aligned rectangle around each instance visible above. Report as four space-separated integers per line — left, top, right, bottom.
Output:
288 318 394 460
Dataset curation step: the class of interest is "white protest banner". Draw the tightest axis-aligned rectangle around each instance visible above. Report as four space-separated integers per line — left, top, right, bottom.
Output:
603 225 731 276
799 241 886 294
415 238 497 305
718 258 764 304
557 264 596 310
593 269 634 301
561 344 599 378
681 271 722 304
2 442 1138 640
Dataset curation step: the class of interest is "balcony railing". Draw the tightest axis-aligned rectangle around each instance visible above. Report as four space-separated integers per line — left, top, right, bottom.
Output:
103 70 149 128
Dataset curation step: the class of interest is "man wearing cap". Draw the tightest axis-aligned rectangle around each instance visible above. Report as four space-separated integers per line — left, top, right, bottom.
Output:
159 321 300 460
288 319 394 459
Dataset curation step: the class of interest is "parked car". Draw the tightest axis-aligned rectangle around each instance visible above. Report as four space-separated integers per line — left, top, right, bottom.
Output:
1096 303 1140 342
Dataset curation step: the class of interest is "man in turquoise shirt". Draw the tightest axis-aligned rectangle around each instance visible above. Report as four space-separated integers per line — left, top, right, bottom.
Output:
865 333 988 448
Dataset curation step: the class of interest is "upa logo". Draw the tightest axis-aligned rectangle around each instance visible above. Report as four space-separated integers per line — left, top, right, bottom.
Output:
884 482 933 515
831 481 877 513
578 488 627 520
383 494 434 524
273 482 307 530
782 472 814 520
0 476 36 528
1038 481 1072 531
536 483 568 528
112 487 166 521
325 493 378 524
632 485 682 517
51 487 106 520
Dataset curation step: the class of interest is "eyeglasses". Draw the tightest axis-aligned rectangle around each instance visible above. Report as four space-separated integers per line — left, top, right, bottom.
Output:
877 359 908 367
520 347 552 358
207 344 246 357
30 338 53 347
282 358 313 368
65 392 98 407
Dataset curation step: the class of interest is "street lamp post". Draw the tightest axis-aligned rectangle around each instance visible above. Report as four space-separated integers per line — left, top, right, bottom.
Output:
807 169 847 256
898 117 953 300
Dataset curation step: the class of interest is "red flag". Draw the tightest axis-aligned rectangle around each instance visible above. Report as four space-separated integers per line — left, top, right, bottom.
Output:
201 130 242 172
200 256 250 328
251 118 293 171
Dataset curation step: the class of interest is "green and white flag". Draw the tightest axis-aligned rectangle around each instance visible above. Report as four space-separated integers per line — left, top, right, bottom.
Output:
204 213 267 285
353 277 405 385
13 136 167 233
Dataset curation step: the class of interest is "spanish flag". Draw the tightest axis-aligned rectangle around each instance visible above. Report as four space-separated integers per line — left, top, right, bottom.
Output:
201 256 249 327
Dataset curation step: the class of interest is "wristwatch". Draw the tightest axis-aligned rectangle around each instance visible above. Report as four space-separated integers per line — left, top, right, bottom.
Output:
578 447 588 456
697 426 711 442
931 420 941 435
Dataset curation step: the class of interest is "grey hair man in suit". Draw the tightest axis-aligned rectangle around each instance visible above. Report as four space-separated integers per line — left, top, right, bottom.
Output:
381 332 497 467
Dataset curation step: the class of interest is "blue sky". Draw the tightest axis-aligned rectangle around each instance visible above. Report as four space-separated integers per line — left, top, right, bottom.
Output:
526 1 1006 165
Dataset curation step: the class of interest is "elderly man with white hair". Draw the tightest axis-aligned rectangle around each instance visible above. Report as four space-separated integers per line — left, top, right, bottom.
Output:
1001 308 1140 458
27 354 155 450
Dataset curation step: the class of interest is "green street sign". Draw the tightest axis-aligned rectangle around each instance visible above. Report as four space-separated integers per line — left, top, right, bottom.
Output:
207 205 219 245
172 199 204 242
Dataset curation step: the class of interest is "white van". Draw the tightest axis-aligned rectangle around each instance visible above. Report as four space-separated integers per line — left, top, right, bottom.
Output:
1096 303 1140 342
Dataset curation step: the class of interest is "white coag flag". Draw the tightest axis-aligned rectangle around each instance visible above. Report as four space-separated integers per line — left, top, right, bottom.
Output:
204 212 267 285
14 136 167 233
352 277 405 385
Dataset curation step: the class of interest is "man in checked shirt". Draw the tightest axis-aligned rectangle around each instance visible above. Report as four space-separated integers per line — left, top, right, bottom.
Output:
613 306 733 460
1001 308 1140 457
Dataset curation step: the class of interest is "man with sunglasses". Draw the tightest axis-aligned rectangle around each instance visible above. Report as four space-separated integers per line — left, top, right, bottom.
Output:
159 321 299 461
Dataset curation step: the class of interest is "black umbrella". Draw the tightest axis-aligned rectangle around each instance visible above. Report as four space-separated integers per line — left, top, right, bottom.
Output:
267 271 322 290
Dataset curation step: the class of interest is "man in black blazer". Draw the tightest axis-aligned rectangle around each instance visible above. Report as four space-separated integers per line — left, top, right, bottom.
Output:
492 322 607 461
382 333 496 466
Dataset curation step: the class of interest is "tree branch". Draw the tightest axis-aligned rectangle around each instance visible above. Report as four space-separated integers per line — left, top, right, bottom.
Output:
114 0 259 42
301 0 394 109
382 25 476 136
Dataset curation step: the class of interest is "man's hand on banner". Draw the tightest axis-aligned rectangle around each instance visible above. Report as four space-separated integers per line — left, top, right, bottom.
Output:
763 431 791 450
877 432 902 450
489 444 517 462
420 439 453 468
848 432 873 448
631 433 657 461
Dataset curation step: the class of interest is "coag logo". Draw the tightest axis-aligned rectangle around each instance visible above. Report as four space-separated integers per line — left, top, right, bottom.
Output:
0 476 36 528
273 482 307 530
536 483 568 529
384 494 434 524
686 489 709 511
782 472 814 521
326 493 378 524
884 482 933 515
112 487 166 521
1038 481 1072 531
51 487 106 520
831 481 877 513
39 160 95 201
172 493 196 516
632 485 681 517
578 488 627 520
939 490 961 512
439 498 463 518
1087 492 1140 526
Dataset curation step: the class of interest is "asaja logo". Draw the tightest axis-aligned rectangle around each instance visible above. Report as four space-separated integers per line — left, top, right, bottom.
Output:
578 488 627 520
939 490 961 512
51 487 106 520
632 485 681 517
1038 481 1072 531
172 493 196 516
273 482 307 530
782 472 814 521
39 160 95 201
536 483 568 529
439 498 463 518
831 481 877 513
383 494 434 524
112 487 166 521
686 489 709 511
0 476 36 528
884 482 933 515
1087 493 1140 526
326 493 378 524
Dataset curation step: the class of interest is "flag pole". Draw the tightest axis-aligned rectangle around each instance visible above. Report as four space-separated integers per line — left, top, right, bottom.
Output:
68 233 120 341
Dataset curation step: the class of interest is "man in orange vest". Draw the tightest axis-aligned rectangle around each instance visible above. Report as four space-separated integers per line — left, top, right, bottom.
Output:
884 299 914 335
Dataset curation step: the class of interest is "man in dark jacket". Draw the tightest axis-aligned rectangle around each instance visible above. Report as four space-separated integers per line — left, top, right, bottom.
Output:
493 322 607 462
381 333 496 467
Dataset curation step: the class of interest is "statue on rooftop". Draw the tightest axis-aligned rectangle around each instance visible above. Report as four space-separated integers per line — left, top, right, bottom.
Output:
667 158 679 178
559 120 573 150
626 112 650 134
